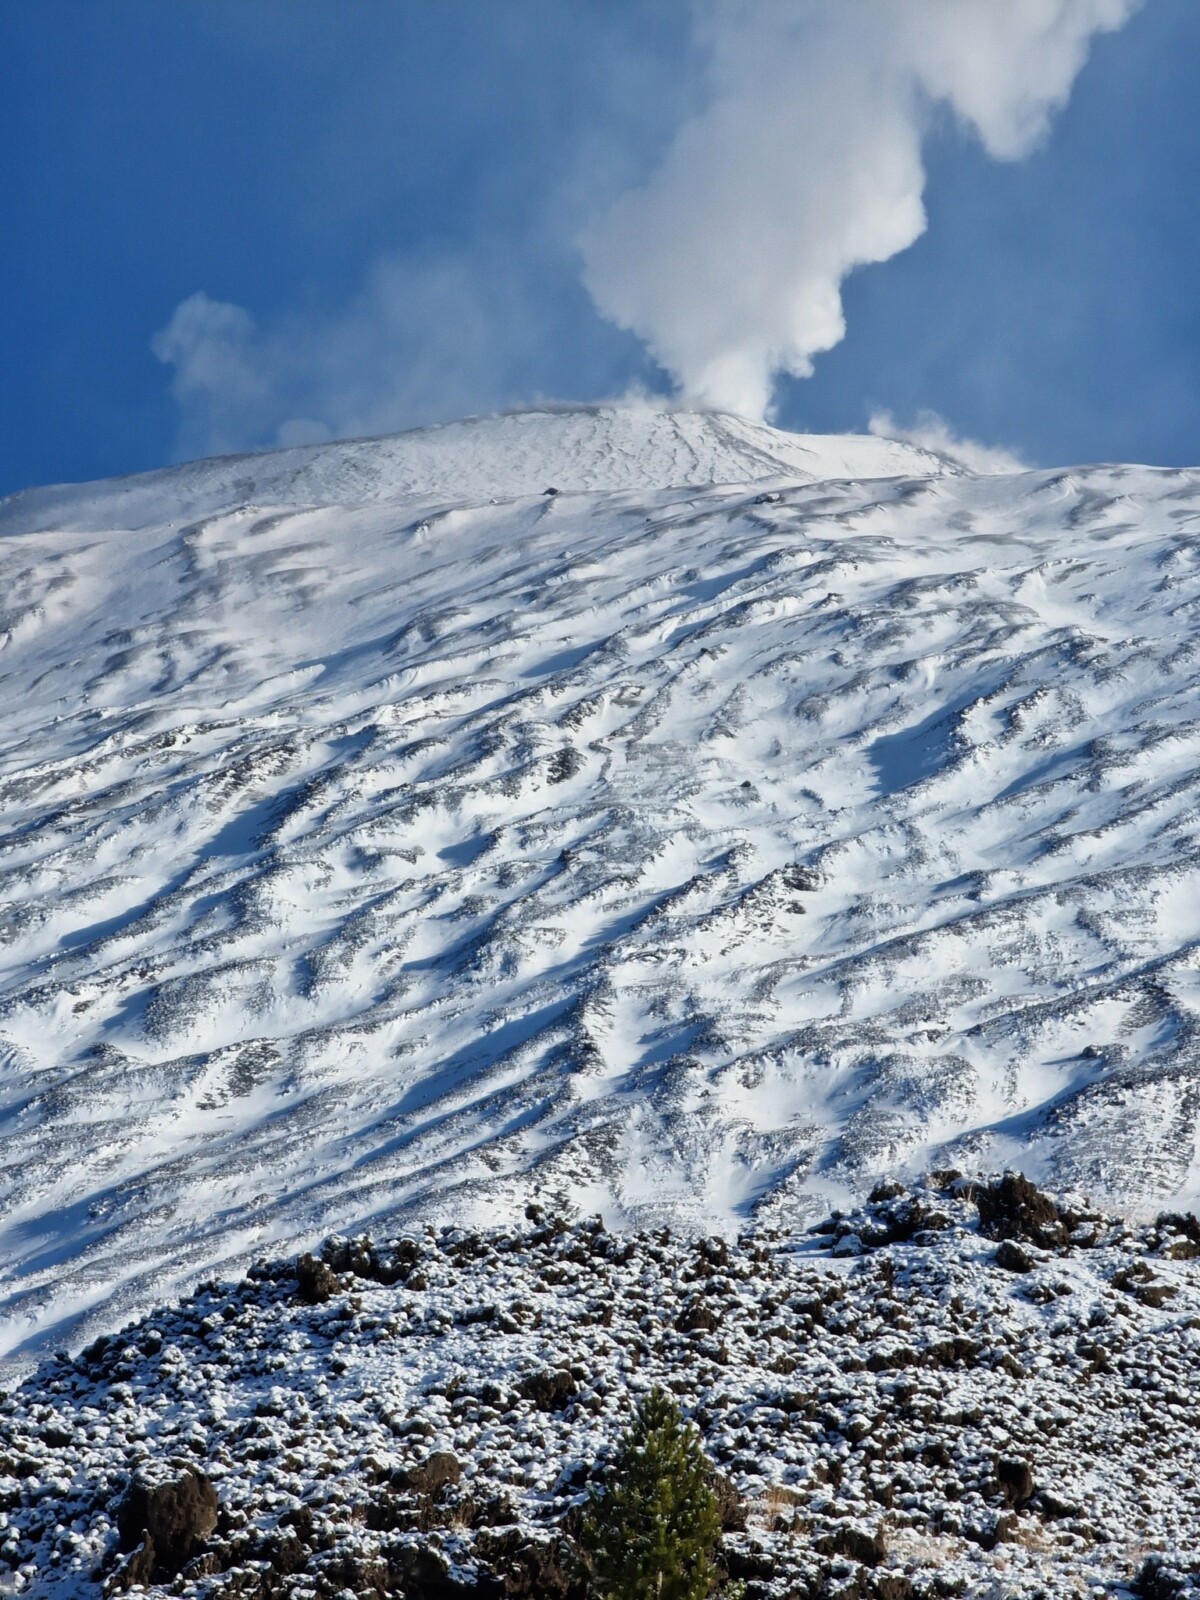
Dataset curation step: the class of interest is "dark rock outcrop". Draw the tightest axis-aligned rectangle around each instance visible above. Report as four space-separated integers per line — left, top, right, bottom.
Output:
975 1173 1069 1248
516 1369 577 1411
113 1468 218 1587
295 1252 341 1304
401 1449 463 1498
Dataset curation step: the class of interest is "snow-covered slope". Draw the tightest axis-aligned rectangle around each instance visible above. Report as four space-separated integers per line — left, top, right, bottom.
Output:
3 403 1200 1363
0 404 947 539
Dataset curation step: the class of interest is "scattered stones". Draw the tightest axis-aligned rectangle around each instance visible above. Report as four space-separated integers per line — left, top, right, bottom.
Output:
1 1176 1197 1599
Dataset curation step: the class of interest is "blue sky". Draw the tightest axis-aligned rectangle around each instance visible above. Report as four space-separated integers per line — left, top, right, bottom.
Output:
3 0 1199 496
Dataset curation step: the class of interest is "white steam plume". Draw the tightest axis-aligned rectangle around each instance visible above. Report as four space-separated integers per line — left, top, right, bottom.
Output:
581 0 1141 420
869 408 1027 474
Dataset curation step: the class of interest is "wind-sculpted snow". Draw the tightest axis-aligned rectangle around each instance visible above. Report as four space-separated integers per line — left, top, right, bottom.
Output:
3 404 1200 1363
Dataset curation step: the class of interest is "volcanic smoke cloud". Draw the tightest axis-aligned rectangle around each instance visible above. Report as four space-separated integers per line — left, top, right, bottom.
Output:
582 0 1141 419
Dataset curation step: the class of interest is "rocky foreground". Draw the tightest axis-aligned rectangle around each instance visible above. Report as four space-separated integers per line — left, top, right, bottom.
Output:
4 1174 1200 1599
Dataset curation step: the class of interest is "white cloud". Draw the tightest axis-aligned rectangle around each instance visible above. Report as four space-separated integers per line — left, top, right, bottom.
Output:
151 293 273 459
868 409 1028 474
152 254 573 461
581 0 1141 419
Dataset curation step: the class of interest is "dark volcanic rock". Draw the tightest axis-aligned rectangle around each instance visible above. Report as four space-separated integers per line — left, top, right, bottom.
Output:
6 1181 1200 1600
114 1467 218 1584
402 1449 463 1497
994 1240 1035 1274
975 1172 1070 1247
295 1251 341 1304
516 1369 577 1411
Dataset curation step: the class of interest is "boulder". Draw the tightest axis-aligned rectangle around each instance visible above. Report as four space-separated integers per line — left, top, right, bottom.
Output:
994 1240 1035 1274
975 1173 1068 1248
295 1252 341 1304
114 1467 218 1585
516 1369 577 1411
402 1449 463 1498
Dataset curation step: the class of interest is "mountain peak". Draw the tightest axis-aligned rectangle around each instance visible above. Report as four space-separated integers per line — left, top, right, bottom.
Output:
1 404 953 538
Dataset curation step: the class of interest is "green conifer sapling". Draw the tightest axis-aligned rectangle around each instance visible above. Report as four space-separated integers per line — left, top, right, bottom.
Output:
581 1386 722 1600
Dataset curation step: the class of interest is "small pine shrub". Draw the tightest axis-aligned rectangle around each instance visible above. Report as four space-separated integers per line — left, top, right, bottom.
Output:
581 1386 722 1600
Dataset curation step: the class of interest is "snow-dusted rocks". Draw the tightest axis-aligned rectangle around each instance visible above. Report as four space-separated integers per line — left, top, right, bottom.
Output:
5 404 1200 1361
2 1176 1200 1598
